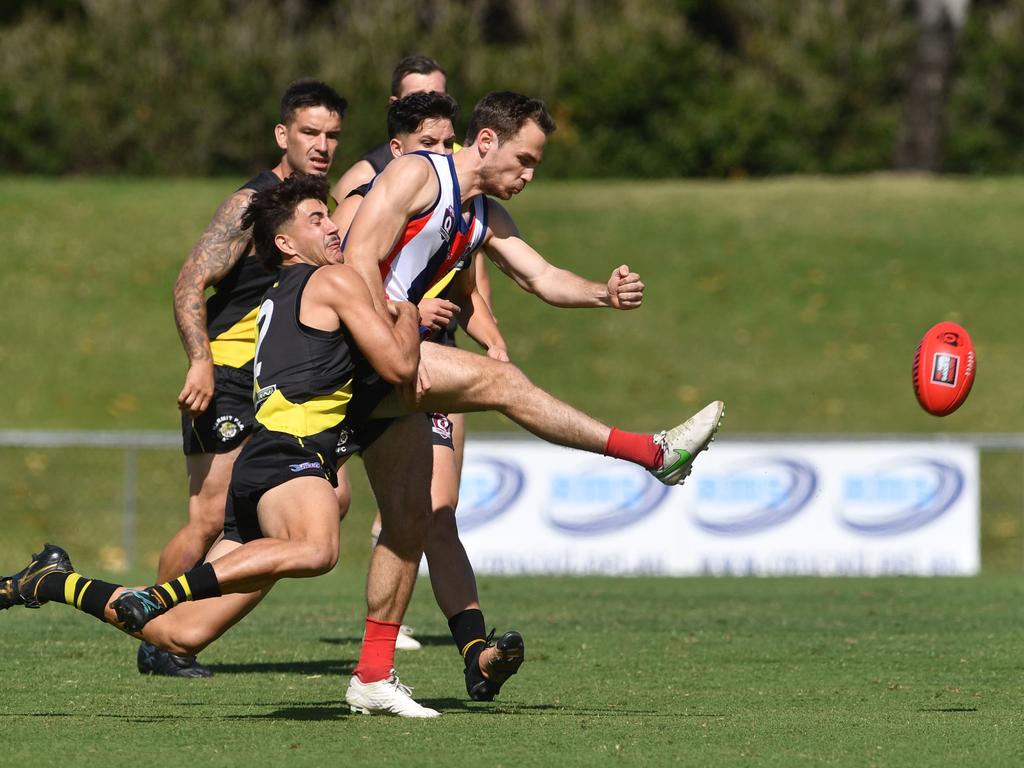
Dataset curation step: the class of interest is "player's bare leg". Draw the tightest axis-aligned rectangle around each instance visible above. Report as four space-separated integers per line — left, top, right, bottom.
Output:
409 343 609 452
157 445 245 581
346 414 439 717
379 343 724 486
139 444 245 676
335 464 352 523
0 541 266 655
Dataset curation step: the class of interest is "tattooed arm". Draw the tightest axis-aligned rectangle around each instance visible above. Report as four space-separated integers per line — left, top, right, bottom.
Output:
173 188 256 416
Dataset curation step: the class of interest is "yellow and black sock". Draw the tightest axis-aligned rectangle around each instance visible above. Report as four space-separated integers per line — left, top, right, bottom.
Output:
35 572 120 622
449 608 487 670
145 563 222 610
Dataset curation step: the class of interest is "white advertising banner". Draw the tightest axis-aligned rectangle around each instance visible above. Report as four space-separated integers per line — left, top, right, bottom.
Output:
452 440 979 576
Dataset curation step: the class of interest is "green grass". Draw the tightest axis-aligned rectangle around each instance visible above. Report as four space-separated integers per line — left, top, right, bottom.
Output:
4 570 1024 766
3 175 1024 433
3 176 1024 763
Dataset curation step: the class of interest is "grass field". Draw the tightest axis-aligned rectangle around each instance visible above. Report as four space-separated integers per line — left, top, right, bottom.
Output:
3 176 1024 764
5 569 1024 767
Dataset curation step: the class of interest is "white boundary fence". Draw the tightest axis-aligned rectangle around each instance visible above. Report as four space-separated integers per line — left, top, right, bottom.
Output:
2 430 1023 570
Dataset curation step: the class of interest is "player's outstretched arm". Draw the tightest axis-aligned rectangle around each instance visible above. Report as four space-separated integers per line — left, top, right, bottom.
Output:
483 201 645 310
342 155 438 315
173 187 256 415
308 266 421 385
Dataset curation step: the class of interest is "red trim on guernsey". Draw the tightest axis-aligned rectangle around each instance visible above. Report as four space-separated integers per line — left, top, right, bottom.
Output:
380 214 433 282
426 217 475 291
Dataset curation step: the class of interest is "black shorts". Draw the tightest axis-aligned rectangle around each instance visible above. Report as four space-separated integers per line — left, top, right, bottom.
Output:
222 430 337 544
334 366 401 459
181 366 255 455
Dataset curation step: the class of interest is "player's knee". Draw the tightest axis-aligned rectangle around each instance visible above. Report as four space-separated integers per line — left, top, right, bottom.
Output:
158 626 211 657
336 487 352 522
426 506 459 545
300 540 339 575
380 504 430 555
189 497 228 539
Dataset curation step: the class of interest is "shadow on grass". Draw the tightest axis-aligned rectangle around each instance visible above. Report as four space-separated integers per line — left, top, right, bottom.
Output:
320 634 453 648
224 702 350 721
205 658 355 676
917 707 978 713
419 698 675 717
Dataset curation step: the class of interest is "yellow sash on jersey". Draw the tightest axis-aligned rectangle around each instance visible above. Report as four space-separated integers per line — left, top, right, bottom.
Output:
255 380 354 437
210 306 259 368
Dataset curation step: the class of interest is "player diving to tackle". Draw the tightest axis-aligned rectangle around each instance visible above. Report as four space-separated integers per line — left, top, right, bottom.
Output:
0 111 723 716
152 79 350 677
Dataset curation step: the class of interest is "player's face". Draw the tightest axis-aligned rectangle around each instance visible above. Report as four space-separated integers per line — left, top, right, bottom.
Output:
277 199 342 266
394 71 447 99
392 117 456 157
479 120 547 200
276 106 343 176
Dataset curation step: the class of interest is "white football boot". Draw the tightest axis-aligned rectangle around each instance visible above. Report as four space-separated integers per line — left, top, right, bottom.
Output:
346 670 441 718
395 624 422 651
650 401 725 486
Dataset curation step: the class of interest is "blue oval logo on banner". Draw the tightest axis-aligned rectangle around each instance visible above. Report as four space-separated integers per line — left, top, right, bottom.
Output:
543 462 670 535
692 457 817 536
839 458 963 536
458 457 525 532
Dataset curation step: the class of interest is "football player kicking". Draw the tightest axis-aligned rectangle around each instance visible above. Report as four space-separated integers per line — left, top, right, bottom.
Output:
1 163 722 718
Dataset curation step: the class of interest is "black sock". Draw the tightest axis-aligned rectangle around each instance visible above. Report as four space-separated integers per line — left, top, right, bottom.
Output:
35 572 121 622
448 608 487 670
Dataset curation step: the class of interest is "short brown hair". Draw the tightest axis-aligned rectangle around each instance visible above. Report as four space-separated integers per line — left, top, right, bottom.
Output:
390 55 446 98
464 91 556 146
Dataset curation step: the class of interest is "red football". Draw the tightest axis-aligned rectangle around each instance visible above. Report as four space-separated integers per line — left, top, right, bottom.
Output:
912 321 976 416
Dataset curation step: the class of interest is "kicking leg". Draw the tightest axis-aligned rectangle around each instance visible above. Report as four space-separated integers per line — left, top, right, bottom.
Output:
385 343 724 486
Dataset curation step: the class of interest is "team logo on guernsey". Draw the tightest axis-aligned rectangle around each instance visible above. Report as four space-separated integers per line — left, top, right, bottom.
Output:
431 414 452 441
254 384 276 410
289 460 322 473
213 415 245 442
931 353 959 387
335 428 352 457
440 206 456 244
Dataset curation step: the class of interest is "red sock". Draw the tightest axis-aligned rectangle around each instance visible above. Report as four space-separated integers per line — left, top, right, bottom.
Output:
604 427 662 470
354 618 401 683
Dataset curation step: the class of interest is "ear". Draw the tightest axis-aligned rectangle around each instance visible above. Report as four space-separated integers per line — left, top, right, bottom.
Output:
476 127 497 156
274 123 288 151
389 137 404 158
274 231 299 258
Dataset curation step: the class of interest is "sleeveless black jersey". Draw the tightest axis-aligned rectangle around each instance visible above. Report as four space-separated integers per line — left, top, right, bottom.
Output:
362 142 395 174
251 264 359 459
206 170 281 372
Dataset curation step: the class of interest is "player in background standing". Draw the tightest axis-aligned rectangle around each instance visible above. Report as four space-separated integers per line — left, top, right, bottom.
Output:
147 79 348 677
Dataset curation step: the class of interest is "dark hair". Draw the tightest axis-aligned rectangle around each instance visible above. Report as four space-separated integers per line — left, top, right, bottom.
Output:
386 92 459 140
390 55 446 98
279 79 348 124
464 91 556 146
242 173 330 270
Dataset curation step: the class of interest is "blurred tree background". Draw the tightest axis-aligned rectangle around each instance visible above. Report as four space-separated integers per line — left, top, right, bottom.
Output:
0 0 1019 177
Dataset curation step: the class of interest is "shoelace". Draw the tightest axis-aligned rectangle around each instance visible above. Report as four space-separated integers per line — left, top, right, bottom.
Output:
652 431 670 463
386 672 413 697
